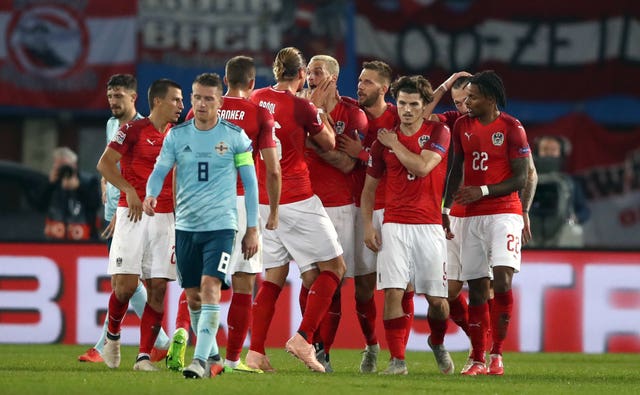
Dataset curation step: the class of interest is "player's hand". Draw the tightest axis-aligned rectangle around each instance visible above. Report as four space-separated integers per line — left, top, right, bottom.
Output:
364 226 382 253
101 213 116 240
265 211 278 230
442 71 473 90
522 211 532 245
442 214 454 240
242 227 259 260
454 186 483 205
142 196 157 217
126 193 143 222
337 134 363 159
309 76 336 110
376 128 398 149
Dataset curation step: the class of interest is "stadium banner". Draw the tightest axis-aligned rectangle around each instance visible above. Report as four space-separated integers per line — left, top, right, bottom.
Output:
528 113 640 248
1 243 639 353
354 0 640 125
136 0 357 114
0 0 137 110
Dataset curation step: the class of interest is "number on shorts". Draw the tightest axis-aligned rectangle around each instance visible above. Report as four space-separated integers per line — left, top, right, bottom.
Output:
198 162 208 181
217 252 230 274
506 233 520 254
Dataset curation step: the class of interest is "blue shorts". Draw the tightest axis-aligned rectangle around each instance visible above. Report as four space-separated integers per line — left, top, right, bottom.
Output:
175 229 235 290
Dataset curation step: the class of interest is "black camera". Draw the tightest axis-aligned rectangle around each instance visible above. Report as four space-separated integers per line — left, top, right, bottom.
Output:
57 164 76 179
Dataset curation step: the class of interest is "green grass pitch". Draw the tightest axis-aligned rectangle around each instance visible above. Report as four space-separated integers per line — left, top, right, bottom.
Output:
0 344 638 394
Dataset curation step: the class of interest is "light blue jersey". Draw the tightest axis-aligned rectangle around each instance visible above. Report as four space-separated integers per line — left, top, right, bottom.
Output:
147 119 256 232
104 113 142 221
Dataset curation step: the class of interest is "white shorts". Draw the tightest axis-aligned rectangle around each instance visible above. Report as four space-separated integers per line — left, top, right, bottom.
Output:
325 204 356 277
108 207 176 280
353 208 384 277
377 223 448 297
260 195 343 274
229 195 262 275
460 214 524 281
446 215 464 281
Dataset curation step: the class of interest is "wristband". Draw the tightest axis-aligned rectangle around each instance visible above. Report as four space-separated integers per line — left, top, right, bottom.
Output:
317 108 325 115
480 185 489 197
438 83 448 92
442 207 451 215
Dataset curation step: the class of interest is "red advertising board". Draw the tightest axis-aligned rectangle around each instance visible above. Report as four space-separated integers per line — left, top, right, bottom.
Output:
1 243 639 353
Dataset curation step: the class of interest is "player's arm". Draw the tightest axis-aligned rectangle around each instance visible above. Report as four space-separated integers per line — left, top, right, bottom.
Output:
520 155 538 245
260 146 281 230
97 147 142 222
422 71 472 118
310 113 336 152
361 174 381 252
315 147 357 173
376 128 444 177
455 156 529 205
237 151 259 260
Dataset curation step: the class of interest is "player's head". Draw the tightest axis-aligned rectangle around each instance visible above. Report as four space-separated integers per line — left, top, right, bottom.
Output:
148 78 183 123
358 60 392 108
106 74 137 120
465 70 506 118
191 73 224 124
225 55 256 92
390 75 434 127
307 55 339 90
273 47 307 91
451 75 470 114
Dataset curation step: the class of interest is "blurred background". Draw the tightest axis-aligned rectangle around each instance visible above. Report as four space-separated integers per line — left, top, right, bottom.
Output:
1 0 639 248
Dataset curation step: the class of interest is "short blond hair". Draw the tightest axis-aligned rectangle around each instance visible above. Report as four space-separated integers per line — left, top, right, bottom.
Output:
309 55 340 77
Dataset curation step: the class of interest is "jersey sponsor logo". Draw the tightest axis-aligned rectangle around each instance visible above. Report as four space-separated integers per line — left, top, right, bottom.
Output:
147 139 156 145
492 132 505 146
335 121 345 135
464 132 473 140
183 145 192 152
214 141 229 155
418 134 430 148
114 130 126 144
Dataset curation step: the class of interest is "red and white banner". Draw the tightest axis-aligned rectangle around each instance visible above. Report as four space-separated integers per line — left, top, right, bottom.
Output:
1 243 639 353
528 114 640 248
0 0 137 109
355 0 640 101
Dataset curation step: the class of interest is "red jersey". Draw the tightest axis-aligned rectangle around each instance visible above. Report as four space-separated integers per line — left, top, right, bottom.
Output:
452 112 530 217
367 121 450 224
250 86 323 204
351 103 399 209
185 98 277 196
108 118 173 213
306 99 367 207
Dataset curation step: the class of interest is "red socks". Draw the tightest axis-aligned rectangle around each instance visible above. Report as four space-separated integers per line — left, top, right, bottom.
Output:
249 281 281 354
139 303 163 354
468 303 490 363
107 292 129 336
226 293 252 362
490 290 513 355
356 297 378 345
384 315 408 360
427 315 448 346
298 271 340 340
402 291 414 346
318 289 342 354
449 293 470 336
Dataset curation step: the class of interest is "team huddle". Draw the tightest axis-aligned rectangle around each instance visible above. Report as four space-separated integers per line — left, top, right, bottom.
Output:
80 46 537 378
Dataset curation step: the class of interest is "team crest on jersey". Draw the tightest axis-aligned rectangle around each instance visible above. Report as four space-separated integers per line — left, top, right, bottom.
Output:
335 121 345 135
214 141 229 155
418 135 430 148
492 132 505 146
